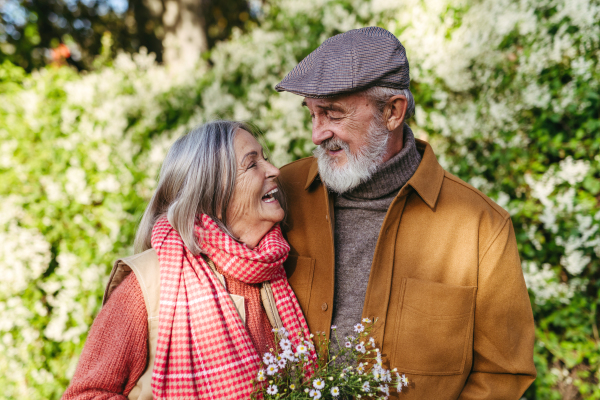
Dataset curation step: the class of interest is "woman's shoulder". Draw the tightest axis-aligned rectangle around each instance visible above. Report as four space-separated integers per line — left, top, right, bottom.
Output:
104 273 147 322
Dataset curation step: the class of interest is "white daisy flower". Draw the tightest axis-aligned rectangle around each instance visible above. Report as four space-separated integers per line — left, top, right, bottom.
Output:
277 359 286 368
297 344 308 354
256 369 266 382
401 374 409 385
266 364 279 375
378 384 390 396
263 353 275 365
281 349 294 361
331 325 337 329
313 379 325 389
266 384 278 395
309 389 322 399
382 369 392 383
362 317 372 323
357 362 365 374
362 381 370 392
331 386 340 397
355 343 366 353
279 338 292 350
369 337 376 346
354 323 365 333
279 327 288 337
290 384 296 390
345 341 352 348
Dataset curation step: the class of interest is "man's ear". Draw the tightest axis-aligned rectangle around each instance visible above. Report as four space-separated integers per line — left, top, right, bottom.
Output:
383 95 408 131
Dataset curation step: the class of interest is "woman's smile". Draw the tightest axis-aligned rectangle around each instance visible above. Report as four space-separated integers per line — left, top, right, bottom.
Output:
262 187 279 203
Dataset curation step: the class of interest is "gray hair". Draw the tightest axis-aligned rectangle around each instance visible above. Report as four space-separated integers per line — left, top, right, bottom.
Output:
134 120 282 255
364 86 415 121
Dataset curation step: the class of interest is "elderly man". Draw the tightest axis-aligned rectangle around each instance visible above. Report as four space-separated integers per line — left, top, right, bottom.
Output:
276 27 536 399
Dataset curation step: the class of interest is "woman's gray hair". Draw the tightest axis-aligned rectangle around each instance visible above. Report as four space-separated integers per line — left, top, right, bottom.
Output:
134 120 283 255
364 86 415 121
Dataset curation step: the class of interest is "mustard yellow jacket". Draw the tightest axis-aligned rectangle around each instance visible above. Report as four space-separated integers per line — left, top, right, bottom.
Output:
279 139 536 399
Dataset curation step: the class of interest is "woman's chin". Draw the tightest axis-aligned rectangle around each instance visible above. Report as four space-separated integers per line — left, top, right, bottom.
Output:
262 208 285 228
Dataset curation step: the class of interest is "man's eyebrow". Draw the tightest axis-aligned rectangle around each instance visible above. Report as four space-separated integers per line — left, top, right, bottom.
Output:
241 151 258 165
301 100 345 112
317 103 344 112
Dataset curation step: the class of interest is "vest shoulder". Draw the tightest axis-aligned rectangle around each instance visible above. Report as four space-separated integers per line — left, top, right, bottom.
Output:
120 248 159 271
105 248 160 318
441 171 509 219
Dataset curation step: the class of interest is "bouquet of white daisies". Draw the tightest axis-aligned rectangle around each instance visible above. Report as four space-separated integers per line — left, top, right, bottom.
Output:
250 318 409 399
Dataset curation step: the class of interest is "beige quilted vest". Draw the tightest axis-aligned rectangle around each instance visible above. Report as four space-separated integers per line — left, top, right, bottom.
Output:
103 248 284 400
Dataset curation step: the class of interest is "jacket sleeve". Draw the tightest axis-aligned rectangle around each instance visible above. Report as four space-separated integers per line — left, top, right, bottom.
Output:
62 273 149 400
458 218 536 400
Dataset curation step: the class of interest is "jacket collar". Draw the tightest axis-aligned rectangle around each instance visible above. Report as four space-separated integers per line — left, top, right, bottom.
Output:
304 139 444 209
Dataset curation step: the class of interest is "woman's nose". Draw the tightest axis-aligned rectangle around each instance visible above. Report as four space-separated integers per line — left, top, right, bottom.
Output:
265 161 280 179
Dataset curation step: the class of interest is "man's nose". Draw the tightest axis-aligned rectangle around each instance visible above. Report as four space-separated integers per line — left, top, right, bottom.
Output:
311 116 333 145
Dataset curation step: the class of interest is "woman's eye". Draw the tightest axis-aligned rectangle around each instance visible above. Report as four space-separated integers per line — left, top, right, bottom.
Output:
247 162 257 169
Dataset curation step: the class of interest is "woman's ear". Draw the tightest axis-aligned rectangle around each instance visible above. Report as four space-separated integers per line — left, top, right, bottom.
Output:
384 95 408 131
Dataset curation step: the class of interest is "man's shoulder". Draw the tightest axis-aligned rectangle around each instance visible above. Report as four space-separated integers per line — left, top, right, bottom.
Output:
280 156 315 176
438 170 510 223
279 156 316 191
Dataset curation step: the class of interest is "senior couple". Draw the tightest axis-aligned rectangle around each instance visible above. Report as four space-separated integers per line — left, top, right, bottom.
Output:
64 27 536 400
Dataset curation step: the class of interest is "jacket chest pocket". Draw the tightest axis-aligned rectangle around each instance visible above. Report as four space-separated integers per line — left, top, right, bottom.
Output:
392 278 476 376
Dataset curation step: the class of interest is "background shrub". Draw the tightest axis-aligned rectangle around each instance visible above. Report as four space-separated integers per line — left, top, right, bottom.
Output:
0 0 598 398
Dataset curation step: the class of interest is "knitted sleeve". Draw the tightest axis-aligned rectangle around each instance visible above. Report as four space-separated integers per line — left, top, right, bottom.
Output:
62 273 149 400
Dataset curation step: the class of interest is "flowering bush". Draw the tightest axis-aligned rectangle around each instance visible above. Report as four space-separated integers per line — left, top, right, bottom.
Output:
251 320 408 400
0 0 599 398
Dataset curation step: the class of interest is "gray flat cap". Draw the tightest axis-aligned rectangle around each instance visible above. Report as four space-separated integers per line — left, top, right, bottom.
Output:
275 26 409 98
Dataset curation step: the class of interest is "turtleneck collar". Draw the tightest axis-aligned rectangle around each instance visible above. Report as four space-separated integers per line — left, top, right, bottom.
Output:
338 124 422 202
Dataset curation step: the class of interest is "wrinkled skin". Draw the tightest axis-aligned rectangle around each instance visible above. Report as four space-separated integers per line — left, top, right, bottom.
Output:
303 92 408 166
227 129 284 249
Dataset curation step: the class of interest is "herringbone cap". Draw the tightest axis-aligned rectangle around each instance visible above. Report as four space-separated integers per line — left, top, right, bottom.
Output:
275 26 410 98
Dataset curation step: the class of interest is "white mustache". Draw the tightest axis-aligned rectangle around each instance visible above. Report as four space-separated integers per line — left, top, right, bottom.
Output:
321 138 349 152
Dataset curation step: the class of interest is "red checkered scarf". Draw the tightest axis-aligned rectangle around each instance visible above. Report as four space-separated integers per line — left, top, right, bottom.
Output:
150 215 312 399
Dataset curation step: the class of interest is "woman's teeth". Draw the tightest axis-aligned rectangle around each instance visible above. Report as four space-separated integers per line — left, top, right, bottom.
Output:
262 188 278 203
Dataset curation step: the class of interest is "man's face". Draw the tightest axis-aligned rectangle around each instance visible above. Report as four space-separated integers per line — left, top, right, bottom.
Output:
303 93 375 167
303 93 390 194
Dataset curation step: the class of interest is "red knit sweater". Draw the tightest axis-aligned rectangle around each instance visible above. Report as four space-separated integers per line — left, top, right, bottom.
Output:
62 274 147 399
63 272 275 399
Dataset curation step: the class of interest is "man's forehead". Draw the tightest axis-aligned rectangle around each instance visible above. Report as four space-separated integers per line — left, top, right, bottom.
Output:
302 93 363 108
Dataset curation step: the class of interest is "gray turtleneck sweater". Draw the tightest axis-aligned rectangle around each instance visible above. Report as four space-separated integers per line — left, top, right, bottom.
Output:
331 126 422 341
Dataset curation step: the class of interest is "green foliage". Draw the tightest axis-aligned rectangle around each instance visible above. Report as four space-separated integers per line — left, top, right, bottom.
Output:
0 0 599 398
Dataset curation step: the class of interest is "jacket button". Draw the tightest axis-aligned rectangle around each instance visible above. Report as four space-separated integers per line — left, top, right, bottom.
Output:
321 303 328 311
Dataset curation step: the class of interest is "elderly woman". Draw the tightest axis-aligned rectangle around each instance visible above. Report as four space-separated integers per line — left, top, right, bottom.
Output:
63 121 312 399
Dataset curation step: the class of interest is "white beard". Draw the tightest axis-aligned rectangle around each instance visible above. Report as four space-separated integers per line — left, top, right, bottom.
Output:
313 118 390 194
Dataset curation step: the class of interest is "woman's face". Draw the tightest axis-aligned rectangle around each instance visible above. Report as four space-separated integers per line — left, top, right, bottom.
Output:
227 129 284 249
